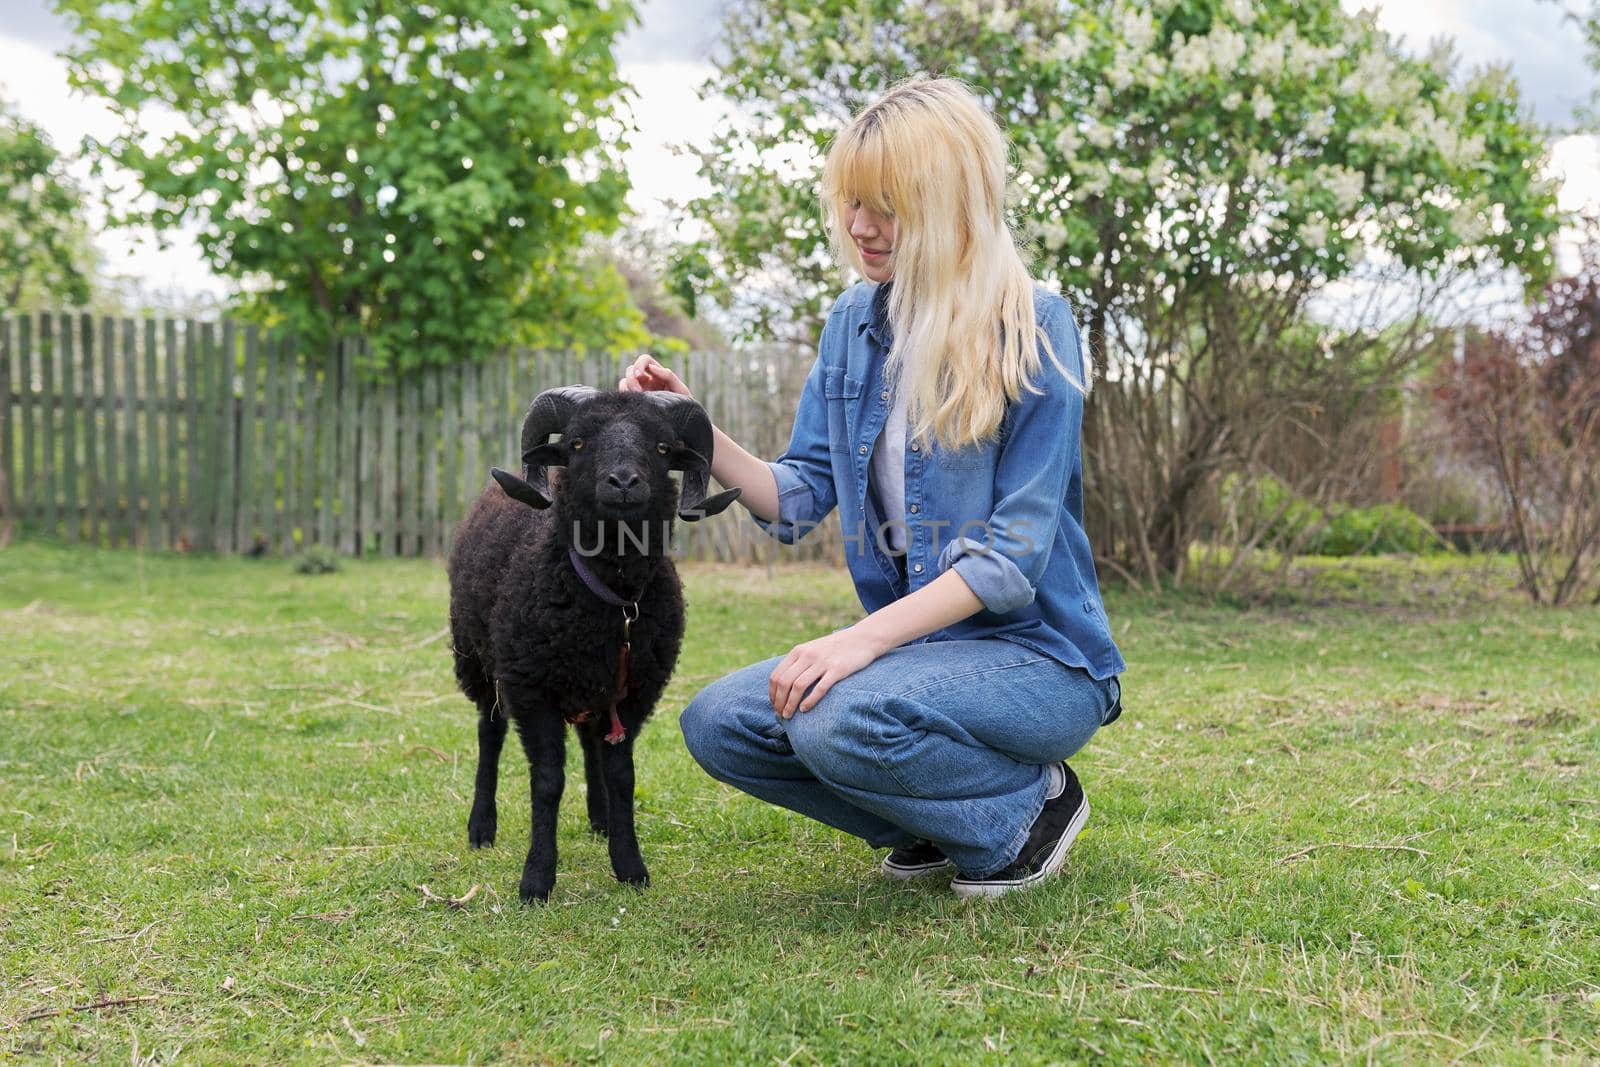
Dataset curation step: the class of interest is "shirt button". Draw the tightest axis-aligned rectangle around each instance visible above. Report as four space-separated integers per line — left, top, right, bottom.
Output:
913 563 924 573
910 443 920 452
858 444 868 455
880 390 889 400
909 504 919 513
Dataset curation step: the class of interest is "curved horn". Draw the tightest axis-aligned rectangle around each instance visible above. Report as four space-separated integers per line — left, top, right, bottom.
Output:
642 392 742 521
521 385 598 467
490 385 597 510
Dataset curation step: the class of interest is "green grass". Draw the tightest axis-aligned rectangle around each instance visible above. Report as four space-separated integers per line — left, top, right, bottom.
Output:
2 543 1597 1063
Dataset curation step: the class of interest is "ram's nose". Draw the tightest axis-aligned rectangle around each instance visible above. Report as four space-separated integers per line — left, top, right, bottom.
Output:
605 471 642 492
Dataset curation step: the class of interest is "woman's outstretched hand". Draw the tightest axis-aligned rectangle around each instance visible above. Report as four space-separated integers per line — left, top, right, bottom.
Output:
769 628 889 719
618 354 694 398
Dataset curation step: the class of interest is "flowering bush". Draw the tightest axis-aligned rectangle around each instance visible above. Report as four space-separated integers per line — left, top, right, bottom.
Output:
680 0 1563 586
679 0 1559 338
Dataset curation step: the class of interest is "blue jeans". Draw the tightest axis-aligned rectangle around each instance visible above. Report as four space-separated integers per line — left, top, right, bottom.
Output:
679 639 1122 878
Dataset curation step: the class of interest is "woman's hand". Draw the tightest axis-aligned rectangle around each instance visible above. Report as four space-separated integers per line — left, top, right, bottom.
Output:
769 627 890 719
618 354 694 398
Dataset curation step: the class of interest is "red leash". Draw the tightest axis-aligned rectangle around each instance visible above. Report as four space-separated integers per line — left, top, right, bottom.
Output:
565 606 634 745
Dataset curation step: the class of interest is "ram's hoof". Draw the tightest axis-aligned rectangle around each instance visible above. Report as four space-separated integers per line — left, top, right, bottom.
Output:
615 866 650 889
467 807 497 848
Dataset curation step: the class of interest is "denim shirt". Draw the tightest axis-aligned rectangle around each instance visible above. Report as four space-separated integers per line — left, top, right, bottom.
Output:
752 280 1126 681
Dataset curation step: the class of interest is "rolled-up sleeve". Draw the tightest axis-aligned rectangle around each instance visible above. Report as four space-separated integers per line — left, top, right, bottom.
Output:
750 320 841 545
936 302 1085 614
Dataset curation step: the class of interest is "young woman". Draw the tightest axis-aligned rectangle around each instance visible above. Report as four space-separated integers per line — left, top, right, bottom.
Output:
619 75 1125 897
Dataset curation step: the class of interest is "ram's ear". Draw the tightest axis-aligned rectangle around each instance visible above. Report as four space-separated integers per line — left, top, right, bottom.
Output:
679 486 742 522
492 467 553 509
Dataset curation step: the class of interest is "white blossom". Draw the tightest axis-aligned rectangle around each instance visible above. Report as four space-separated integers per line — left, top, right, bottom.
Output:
1021 142 1049 178
1078 161 1112 197
1324 165 1365 215
1248 35 1285 79
1053 124 1082 156
1451 200 1488 243
1417 110 1485 169
1299 218 1330 250
1109 50 1137 92
1223 90 1243 111
1227 0 1259 27
1171 32 1211 78
1039 218 1069 251
1084 119 1115 150
1423 38 1455 77
1350 121 1408 152
1111 159 1143 184
1207 26 1248 72
1050 33 1089 64
1250 87 1274 122
1245 150 1273 181
1115 4 1158 51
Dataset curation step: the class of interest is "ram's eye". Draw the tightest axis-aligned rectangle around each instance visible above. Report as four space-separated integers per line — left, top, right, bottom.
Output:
569 439 584 451
657 442 670 455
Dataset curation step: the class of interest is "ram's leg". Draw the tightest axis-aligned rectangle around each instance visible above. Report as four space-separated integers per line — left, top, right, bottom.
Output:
467 703 509 848
511 704 566 903
599 735 649 887
579 729 609 836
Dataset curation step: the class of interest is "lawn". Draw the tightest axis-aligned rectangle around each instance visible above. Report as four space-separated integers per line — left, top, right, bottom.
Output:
2 543 1597 1063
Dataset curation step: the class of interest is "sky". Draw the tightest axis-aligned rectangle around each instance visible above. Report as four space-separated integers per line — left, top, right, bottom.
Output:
0 0 1594 306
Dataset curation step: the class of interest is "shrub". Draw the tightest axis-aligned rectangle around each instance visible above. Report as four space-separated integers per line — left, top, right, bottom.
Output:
1226 474 1445 557
293 548 341 575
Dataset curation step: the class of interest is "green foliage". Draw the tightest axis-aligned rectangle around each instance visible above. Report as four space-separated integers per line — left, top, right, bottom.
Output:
679 0 1563 337
56 0 656 374
1228 473 1446 555
0 96 92 312
293 547 341 575
2 544 1598 1060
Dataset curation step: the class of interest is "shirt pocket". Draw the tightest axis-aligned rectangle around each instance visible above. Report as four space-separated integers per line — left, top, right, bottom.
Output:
933 439 986 470
824 367 863 399
824 368 862 454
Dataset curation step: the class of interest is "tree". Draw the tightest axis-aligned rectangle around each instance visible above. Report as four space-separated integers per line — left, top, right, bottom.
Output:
57 0 655 373
675 0 1563 583
1434 224 1600 605
0 96 92 313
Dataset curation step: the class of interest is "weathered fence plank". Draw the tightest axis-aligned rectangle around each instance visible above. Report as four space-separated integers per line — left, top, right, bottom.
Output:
40 315 59 537
237 325 258 551
123 319 143 546
59 314 77 543
164 320 181 548
182 322 200 550
422 366 441 557
259 333 279 553
143 318 162 551
0 318 13 527
379 376 398 557
19 317 37 529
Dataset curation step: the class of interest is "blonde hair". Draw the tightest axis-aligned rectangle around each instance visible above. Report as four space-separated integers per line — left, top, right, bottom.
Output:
820 75 1090 451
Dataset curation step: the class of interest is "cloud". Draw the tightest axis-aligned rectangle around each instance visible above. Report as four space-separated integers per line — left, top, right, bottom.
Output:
1346 0 1592 128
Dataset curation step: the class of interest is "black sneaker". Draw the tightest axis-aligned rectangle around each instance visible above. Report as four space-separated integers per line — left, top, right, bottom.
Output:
950 763 1088 899
881 839 955 879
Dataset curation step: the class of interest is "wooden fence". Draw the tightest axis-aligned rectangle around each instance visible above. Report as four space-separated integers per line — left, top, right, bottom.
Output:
0 312 843 563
